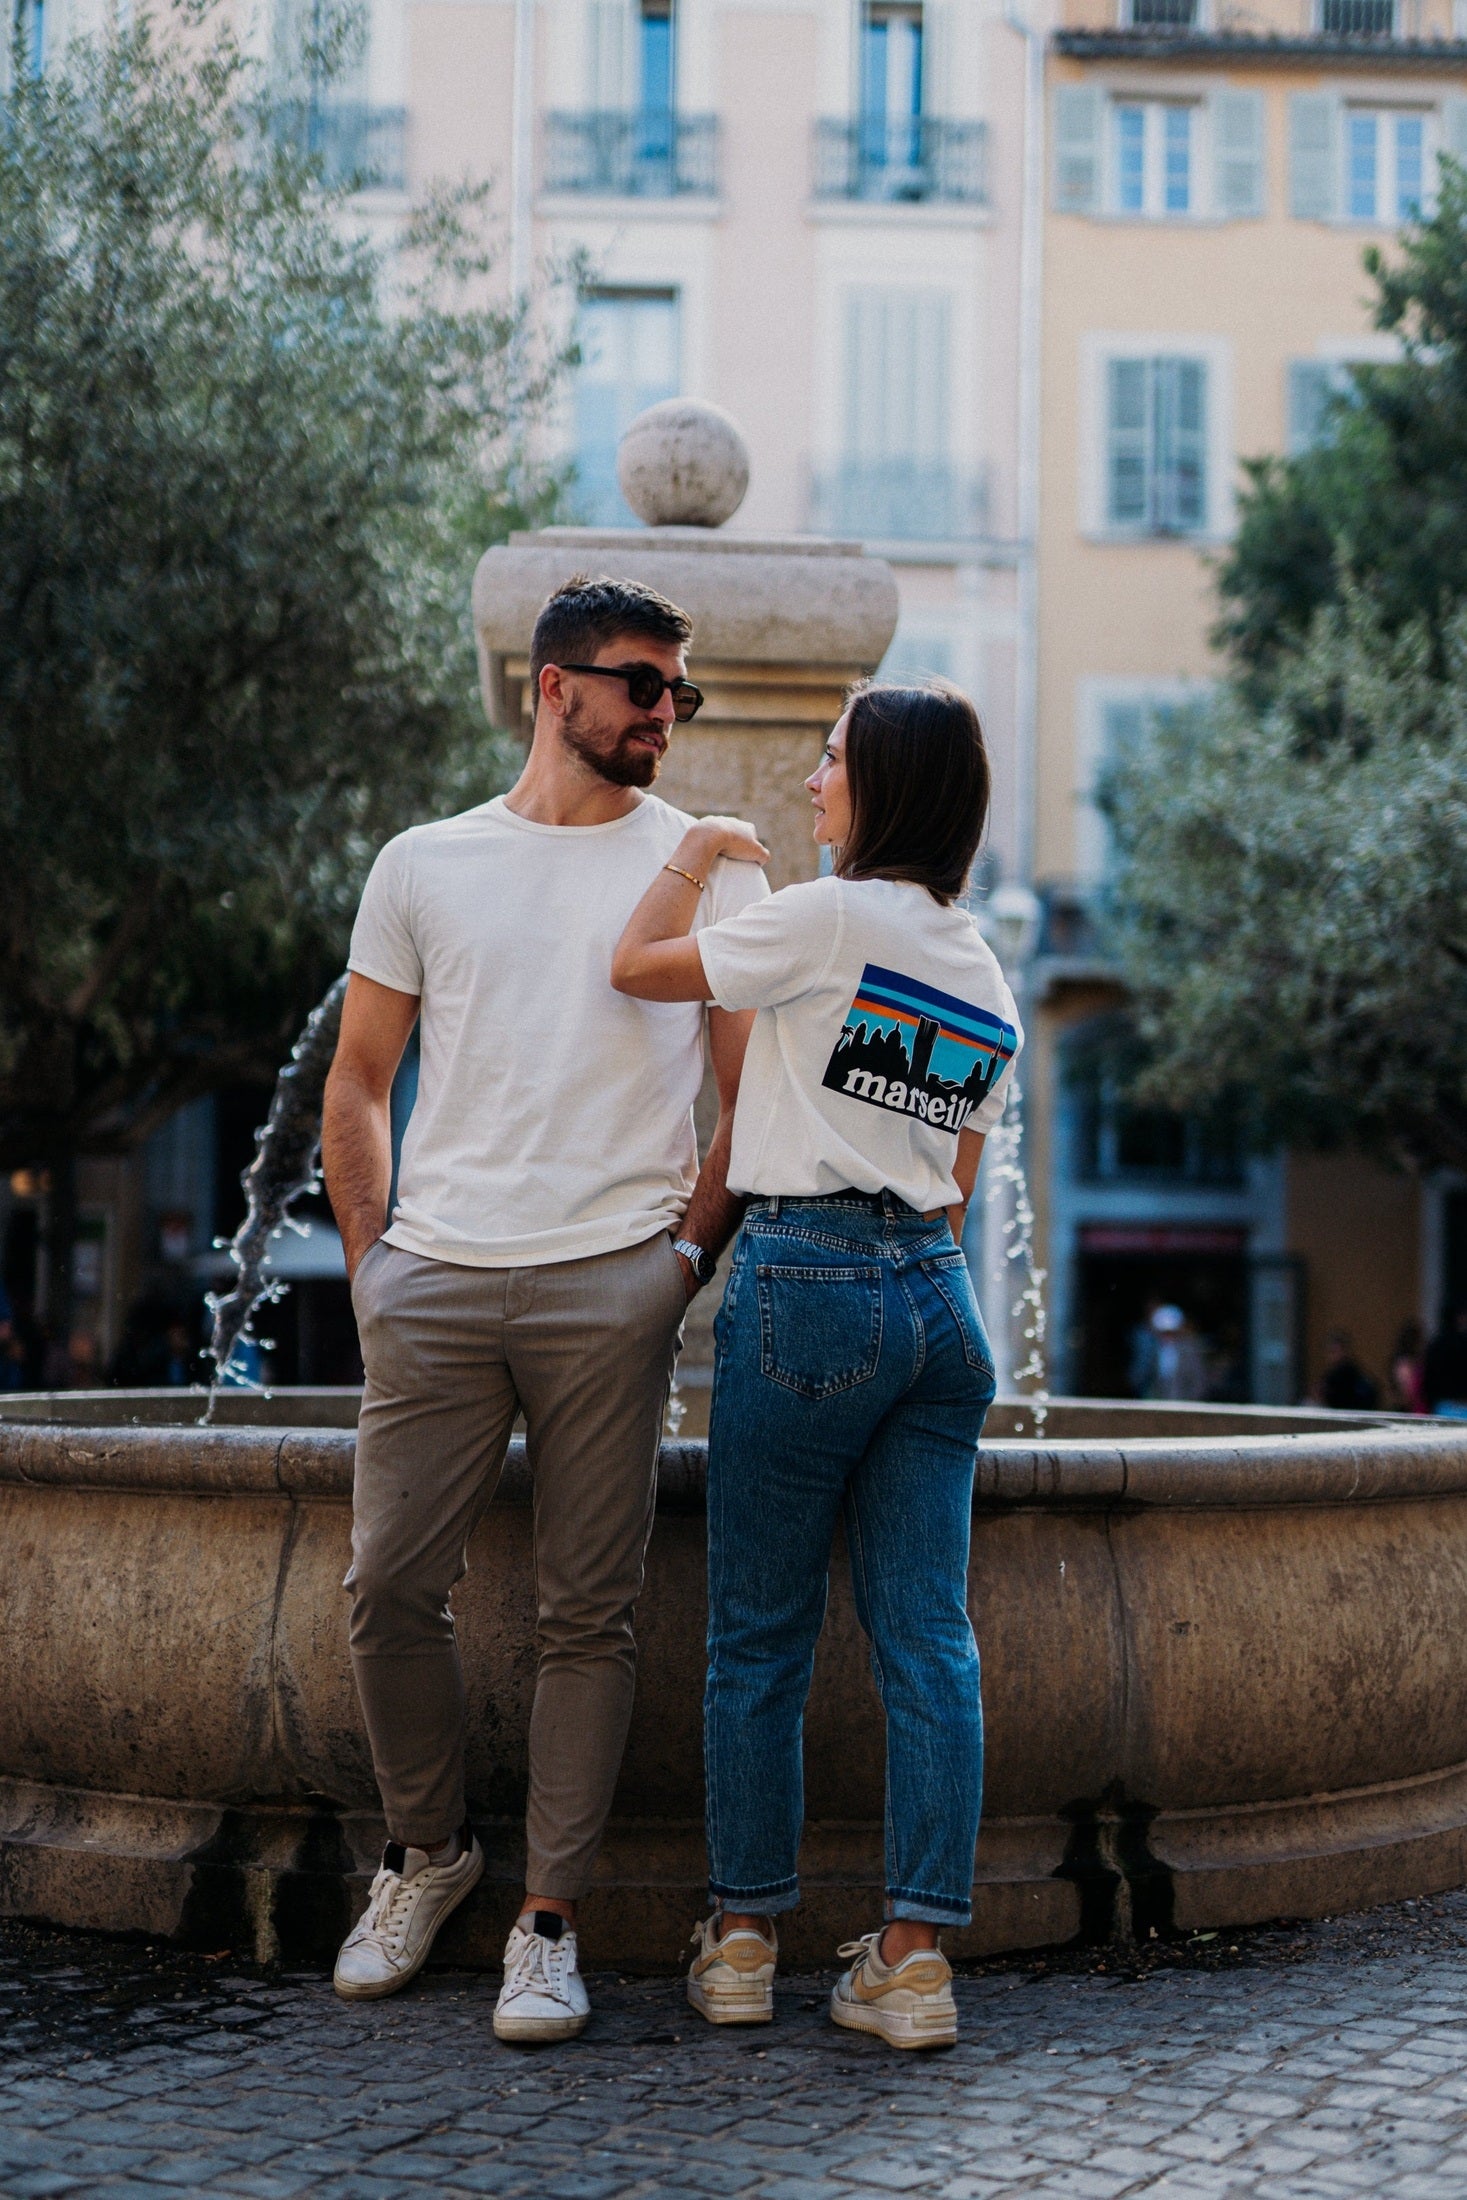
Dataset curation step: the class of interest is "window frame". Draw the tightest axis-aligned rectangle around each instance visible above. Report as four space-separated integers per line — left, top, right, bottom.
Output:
1081 332 1233 544
1340 101 1432 225
1107 95 1202 219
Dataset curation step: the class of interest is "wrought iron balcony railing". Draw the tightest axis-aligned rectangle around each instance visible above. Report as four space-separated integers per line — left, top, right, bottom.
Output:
1318 0 1396 32
270 101 408 191
813 117 987 205
542 110 719 198
1127 0 1199 25
809 462 988 546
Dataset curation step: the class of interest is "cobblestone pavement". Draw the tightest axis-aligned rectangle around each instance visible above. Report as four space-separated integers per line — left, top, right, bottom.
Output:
6 1896 1467 2199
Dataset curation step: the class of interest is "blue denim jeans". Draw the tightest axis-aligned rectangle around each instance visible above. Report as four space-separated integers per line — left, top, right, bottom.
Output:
704 1191 996 1925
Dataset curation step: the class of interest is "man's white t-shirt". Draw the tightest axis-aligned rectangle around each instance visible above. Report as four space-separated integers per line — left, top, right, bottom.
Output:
696 874 1021 1213
348 793 768 1268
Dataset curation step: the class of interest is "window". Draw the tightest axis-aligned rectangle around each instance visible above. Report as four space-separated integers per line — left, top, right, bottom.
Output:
638 0 673 160
1106 357 1207 533
860 3 924 175
1286 359 1359 453
1126 0 1199 23
819 289 982 541
572 290 679 527
1112 101 1194 216
1065 1014 1245 1187
13 0 42 74
1344 107 1425 222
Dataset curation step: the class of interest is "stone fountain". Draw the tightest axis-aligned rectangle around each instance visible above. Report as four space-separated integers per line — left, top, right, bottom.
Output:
3 408 1467 1971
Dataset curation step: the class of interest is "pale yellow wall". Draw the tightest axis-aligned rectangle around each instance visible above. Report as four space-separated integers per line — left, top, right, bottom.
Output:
1037 54 1467 882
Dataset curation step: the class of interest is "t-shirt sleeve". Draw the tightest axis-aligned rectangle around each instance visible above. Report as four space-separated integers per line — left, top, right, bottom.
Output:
968 1054 1018 1134
696 878 841 1013
695 851 772 931
348 834 423 996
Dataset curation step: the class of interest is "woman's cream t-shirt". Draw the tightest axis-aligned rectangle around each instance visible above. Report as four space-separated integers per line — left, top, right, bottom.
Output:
697 874 1022 1212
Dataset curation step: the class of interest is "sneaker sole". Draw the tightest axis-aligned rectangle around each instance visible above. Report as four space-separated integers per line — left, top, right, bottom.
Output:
332 1843 485 2002
492 2004 591 2043
687 1974 774 2025
829 1991 957 2050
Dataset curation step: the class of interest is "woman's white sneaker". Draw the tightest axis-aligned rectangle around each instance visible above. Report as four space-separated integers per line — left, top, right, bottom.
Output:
686 1914 777 2024
493 1913 591 2042
829 1931 958 2050
333 1831 484 2000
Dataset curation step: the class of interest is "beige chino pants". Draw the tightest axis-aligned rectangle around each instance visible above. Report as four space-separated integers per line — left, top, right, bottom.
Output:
346 1230 687 1897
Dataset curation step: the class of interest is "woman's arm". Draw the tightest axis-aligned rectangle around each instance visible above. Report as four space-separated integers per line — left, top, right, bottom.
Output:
611 817 769 1002
946 1126 987 1242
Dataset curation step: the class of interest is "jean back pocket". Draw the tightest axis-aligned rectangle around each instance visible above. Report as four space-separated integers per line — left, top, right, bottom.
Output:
755 1264 883 1400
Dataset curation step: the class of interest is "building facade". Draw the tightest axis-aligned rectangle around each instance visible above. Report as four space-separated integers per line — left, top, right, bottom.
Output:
1032 0 1467 1399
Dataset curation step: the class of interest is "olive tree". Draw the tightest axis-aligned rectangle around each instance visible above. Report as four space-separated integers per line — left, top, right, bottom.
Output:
0 3 562 1329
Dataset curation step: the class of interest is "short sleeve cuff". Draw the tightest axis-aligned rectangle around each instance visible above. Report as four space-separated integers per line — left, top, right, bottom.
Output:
691 929 748 1014
346 954 423 998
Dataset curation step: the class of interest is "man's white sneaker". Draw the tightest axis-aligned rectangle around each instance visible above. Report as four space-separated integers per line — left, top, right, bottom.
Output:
493 1913 591 2043
686 1914 776 2025
829 1931 958 2050
333 1832 484 2000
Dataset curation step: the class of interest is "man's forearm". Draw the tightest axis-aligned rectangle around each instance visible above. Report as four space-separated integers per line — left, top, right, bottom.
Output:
322 1068 395 1280
678 1108 747 1266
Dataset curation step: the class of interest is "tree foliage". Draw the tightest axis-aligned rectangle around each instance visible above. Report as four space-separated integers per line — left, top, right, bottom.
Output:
1106 169 1467 1176
1218 162 1467 678
0 3 563 1314
1104 593 1467 1174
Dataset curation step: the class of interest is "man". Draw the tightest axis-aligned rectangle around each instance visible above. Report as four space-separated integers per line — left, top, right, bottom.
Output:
322 574 766 2041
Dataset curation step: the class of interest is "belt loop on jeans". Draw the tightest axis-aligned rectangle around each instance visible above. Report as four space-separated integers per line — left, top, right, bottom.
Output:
769 1194 781 1217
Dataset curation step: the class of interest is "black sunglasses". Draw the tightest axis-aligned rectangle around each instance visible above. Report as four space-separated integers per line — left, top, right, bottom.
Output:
557 662 704 722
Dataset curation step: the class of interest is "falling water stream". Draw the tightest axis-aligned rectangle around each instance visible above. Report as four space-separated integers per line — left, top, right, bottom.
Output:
983 1075 1050 1438
203 975 349 1419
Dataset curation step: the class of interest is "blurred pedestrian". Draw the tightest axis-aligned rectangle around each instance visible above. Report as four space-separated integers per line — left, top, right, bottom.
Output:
1387 1319 1427 1415
1318 1328 1379 1412
1144 1304 1208 1402
1424 1305 1467 1417
1127 1296 1161 1398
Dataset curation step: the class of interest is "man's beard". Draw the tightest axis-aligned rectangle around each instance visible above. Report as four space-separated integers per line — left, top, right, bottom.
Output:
561 706 664 789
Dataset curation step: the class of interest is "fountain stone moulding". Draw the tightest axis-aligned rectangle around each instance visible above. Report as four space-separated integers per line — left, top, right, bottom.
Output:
3 409 1467 1970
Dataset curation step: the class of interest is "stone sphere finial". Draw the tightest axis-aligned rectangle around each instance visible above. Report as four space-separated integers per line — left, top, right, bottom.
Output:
617 399 751 528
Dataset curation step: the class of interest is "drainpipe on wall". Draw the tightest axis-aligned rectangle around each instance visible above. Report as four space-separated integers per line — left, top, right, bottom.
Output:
509 0 536 307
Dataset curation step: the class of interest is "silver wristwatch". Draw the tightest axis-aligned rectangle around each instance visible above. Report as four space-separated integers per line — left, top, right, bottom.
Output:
672 1237 717 1287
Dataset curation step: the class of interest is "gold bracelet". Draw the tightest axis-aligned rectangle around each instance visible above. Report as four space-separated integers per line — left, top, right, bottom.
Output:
664 863 706 892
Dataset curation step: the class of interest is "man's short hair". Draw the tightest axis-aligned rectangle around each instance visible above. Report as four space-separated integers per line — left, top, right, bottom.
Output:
529 574 694 693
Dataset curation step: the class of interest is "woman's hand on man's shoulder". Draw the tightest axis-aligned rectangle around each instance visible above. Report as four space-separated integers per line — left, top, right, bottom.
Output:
685 816 770 867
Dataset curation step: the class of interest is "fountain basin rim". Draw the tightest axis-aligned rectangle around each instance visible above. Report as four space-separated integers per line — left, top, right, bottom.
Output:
3 1406 1464 1512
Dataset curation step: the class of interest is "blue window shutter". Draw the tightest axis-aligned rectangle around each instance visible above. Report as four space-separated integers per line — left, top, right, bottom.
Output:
1213 89 1265 218
1054 86 1102 213
1290 93 1338 221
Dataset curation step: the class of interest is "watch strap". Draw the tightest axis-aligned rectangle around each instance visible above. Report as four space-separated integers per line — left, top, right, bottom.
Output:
672 1237 716 1284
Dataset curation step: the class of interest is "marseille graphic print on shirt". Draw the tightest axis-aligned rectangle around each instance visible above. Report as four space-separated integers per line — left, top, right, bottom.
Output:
822 963 1018 1132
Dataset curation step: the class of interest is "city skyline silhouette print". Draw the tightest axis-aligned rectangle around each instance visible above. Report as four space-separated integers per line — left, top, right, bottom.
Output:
822 963 1018 1132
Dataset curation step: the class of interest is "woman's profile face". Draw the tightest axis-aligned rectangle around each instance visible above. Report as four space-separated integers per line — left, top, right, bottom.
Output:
807 714 853 849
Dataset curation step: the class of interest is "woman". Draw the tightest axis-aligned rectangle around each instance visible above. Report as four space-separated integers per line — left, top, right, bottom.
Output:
612 679 1020 2049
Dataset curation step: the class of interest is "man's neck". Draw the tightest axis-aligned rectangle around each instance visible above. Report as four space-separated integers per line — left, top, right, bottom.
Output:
503 728 646 829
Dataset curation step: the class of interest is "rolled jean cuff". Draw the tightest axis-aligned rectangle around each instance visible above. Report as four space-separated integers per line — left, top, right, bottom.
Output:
887 1888 972 1926
709 1874 801 1916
